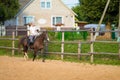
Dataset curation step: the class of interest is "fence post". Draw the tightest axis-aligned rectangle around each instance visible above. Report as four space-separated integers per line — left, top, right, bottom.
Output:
90 28 94 63
45 32 48 54
78 41 81 59
12 31 15 55
61 31 64 60
15 26 18 36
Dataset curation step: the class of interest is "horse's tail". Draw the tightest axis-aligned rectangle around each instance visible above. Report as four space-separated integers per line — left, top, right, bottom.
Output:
18 35 28 53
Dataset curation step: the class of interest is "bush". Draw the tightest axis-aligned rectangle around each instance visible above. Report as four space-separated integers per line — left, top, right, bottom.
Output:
49 31 88 41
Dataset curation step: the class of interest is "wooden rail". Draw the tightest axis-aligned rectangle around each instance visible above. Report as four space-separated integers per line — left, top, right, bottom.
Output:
0 30 120 63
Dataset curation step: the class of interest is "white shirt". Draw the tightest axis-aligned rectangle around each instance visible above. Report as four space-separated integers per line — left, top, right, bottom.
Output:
29 25 40 36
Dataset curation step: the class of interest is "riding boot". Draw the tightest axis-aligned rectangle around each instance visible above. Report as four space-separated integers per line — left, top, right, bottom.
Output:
31 36 35 44
27 38 30 46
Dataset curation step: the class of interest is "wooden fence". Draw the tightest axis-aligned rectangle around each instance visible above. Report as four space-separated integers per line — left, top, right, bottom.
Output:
6 26 27 36
0 29 120 63
5 26 75 36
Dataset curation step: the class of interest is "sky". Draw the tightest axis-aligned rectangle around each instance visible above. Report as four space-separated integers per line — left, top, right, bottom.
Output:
62 0 79 8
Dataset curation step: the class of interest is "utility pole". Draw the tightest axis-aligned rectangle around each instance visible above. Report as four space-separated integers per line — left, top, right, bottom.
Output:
93 0 110 41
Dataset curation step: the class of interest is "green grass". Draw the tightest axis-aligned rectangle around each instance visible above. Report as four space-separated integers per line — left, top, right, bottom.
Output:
0 33 120 65
94 54 120 65
31 41 120 65
94 42 118 53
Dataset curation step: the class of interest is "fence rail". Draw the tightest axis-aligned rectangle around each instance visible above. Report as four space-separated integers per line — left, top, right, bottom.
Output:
0 29 120 63
0 46 18 50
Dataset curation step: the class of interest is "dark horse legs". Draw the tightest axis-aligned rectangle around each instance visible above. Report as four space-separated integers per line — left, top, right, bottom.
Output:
33 55 36 61
33 50 37 61
32 49 45 62
41 49 45 62
23 46 29 60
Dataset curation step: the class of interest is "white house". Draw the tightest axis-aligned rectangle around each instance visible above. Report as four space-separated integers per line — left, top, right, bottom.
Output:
5 0 76 28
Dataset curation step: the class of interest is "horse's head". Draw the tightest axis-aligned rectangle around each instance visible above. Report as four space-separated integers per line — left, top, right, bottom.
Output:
44 31 49 41
40 31 49 42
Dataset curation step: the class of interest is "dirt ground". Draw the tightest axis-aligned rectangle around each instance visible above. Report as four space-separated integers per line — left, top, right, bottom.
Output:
0 56 120 80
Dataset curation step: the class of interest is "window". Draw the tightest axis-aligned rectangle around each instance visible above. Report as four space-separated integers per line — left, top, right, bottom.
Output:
52 16 63 25
40 0 51 9
23 16 34 24
41 2 45 8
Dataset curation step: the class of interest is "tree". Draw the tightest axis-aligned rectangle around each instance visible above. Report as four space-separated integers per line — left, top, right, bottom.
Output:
72 5 85 21
0 0 19 25
72 0 119 25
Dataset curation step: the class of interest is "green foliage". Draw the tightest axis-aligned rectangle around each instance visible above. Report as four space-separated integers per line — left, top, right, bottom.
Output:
73 0 119 24
72 5 85 21
49 31 88 41
0 0 19 24
80 31 88 40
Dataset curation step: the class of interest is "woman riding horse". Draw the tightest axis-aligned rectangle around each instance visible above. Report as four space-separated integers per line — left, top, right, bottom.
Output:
18 29 49 62
27 22 41 45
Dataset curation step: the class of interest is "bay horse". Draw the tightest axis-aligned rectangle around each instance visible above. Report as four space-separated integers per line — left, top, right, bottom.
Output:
18 31 49 62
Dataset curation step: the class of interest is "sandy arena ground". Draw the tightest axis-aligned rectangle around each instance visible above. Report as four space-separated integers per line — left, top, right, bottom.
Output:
0 56 120 80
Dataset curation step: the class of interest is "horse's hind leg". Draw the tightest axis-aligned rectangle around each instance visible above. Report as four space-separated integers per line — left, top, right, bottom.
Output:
24 52 28 60
23 46 28 61
33 54 36 61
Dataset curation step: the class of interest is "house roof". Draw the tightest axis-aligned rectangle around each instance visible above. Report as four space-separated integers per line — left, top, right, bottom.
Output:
59 0 77 16
19 0 31 9
16 0 76 17
15 0 33 17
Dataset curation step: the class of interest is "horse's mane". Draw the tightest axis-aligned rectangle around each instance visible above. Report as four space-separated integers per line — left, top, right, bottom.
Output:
37 31 46 37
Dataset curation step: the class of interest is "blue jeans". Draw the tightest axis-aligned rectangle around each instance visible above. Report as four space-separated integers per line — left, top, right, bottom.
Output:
29 35 35 43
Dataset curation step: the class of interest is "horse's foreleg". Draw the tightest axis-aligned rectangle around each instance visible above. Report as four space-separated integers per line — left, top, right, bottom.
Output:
24 52 28 61
33 54 36 61
33 51 37 61
41 49 45 62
